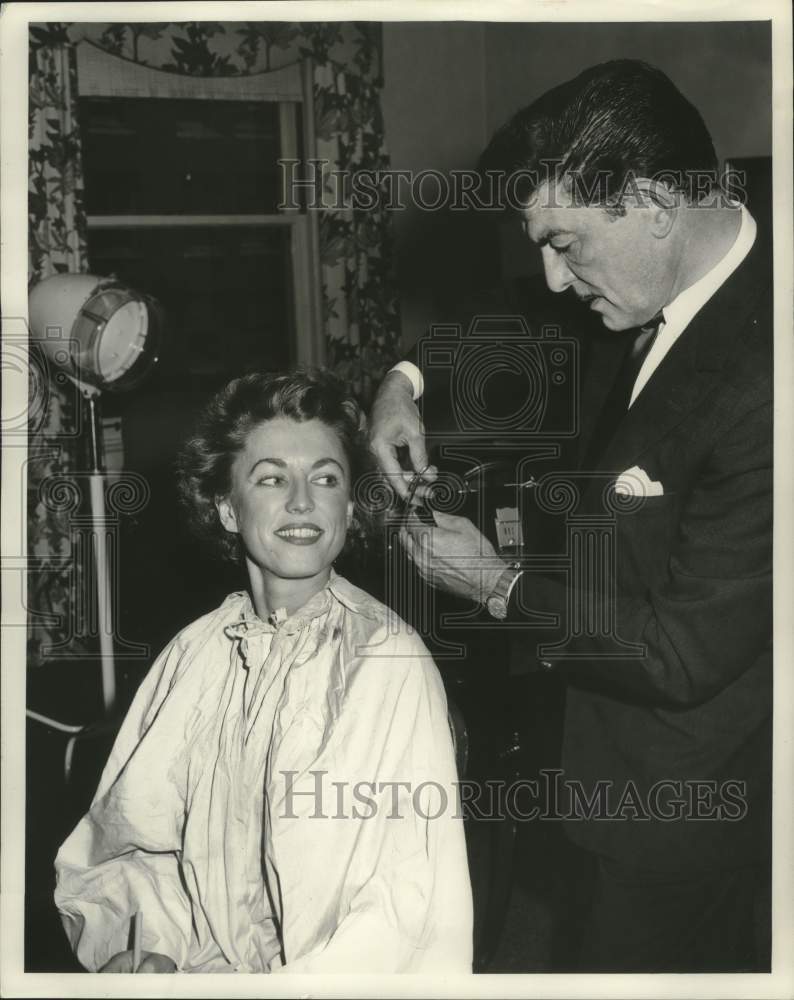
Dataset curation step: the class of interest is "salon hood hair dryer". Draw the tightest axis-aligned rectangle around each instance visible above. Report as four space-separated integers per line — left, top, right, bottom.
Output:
28 273 164 716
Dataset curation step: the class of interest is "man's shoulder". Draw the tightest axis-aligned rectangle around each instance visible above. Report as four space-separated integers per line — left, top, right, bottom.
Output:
716 226 773 326
714 251 772 401
682 229 772 398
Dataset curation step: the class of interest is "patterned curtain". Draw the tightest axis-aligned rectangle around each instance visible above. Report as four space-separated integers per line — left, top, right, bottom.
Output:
27 20 401 664
27 24 90 666
70 20 401 397
313 59 401 401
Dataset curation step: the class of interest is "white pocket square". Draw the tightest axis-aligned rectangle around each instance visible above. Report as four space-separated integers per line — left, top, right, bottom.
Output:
614 465 664 497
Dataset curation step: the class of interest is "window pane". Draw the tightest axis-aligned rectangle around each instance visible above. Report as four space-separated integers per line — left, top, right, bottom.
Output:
86 225 294 385
79 97 295 214
87 223 298 646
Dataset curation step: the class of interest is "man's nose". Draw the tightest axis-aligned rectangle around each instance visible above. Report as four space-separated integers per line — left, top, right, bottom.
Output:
541 246 575 293
286 477 314 513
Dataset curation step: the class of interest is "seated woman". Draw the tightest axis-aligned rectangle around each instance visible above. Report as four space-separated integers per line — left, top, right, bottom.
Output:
54 369 473 974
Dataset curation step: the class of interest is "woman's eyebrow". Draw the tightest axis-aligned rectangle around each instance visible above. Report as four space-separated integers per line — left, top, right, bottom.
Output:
248 457 287 475
311 457 345 471
247 457 346 475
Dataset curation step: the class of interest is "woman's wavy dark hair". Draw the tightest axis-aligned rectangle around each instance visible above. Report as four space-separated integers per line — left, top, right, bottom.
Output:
176 368 378 563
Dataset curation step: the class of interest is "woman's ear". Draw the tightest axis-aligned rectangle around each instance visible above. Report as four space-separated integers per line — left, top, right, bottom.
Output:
346 499 355 528
216 496 239 534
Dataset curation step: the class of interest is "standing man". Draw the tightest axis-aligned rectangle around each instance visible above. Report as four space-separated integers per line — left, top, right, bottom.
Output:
369 60 772 972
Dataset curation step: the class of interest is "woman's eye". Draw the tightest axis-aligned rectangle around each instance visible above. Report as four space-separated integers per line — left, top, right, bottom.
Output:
256 475 284 487
552 242 574 255
314 474 339 487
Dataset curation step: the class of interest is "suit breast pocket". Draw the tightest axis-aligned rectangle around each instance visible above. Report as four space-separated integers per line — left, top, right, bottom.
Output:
614 494 679 587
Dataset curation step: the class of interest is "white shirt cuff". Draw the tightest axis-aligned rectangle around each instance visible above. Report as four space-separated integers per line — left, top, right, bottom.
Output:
389 361 424 401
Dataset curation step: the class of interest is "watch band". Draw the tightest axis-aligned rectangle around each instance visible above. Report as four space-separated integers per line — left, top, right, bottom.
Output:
485 561 523 620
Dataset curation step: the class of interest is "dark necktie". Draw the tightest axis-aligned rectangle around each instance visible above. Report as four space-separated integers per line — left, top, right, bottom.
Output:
581 311 664 471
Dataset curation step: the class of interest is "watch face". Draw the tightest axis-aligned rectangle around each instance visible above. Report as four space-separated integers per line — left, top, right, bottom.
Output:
487 596 508 620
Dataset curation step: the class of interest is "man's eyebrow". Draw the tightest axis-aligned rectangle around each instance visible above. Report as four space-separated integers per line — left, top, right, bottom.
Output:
534 228 572 248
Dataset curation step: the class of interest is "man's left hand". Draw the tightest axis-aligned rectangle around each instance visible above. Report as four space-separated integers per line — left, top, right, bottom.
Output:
400 510 506 604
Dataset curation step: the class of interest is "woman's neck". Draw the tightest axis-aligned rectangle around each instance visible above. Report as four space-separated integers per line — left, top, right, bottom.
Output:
245 562 331 621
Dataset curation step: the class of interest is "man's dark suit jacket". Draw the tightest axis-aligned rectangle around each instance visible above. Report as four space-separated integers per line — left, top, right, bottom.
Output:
520 231 772 873
411 230 772 875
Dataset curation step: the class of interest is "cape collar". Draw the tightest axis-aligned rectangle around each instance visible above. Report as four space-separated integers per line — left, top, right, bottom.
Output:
224 570 380 643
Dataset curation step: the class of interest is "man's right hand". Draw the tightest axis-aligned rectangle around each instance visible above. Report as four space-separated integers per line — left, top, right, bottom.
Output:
369 370 436 500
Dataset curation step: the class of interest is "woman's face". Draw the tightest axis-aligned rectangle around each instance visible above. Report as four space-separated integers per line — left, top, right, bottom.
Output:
216 416 354 592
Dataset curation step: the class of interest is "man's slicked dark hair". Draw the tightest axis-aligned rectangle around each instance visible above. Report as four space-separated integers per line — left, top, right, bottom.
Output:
479 59 720 209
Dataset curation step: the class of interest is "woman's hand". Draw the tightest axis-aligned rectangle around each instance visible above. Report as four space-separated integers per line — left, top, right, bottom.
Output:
100 949 176 972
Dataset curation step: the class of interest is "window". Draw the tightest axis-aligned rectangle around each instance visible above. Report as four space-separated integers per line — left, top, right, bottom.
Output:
72 42 324 645
76 41 323 392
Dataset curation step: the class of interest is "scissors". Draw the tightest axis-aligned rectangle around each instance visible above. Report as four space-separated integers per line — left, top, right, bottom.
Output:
401 465 436 525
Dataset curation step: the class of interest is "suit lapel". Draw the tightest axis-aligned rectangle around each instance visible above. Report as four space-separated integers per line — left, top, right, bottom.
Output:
595 320 711 476
576 330 631 466
587 233 771 479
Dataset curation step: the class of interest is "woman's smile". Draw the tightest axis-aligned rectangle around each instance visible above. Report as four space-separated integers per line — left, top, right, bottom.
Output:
275 523 324 544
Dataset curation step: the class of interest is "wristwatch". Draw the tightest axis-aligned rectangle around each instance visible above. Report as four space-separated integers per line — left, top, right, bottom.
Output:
485 561 523 620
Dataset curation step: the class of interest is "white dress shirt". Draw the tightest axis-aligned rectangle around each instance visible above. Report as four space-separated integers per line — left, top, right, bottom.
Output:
390 205 757 410
629 205 756 406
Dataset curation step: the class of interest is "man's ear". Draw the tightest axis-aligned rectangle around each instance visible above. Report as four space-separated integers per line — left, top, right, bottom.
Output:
637 176 677 239
216 496 239 534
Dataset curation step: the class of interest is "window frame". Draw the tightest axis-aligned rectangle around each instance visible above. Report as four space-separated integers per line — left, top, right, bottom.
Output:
75 40 324 367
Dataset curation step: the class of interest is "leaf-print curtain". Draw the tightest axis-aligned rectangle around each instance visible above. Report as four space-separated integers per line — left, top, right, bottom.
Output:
71 20 401 397
28 21 401 665
28 24 91 666
314 62 401 402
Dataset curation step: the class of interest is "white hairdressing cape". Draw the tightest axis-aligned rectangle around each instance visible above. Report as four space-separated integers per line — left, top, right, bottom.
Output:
54 572 473 974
